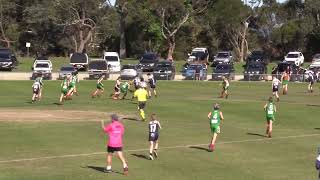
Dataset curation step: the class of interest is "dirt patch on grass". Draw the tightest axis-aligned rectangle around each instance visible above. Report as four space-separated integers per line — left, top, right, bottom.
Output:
0 109 114 122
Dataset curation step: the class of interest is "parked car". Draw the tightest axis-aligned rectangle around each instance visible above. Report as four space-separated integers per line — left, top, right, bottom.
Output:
104 52 121 72
153 60 176 80
187 48 209 64
312 53 320 63
0 48 18 71
243 61 267 81
31 58 53 80
88 59 109 79
120 64 142 80
70 53 89 71
246 50 268 65
183 63 207 80
138 53 160 72
212 51 233 67
284 51 304 66
272 61 305 82
58 66 77 80
212 63 235 81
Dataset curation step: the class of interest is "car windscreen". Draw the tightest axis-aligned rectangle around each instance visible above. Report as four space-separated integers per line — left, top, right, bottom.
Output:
188 65 202 70
60 67 75 71
105 56 118 62
140 54 156 63
0 53 10 59
121 65 135 70
216 53 229 58
70 53 88 63
287 54 299 58
89 61 107 70
36 63 49 68
248 64 263 69
216 65 230 70
154 64 173 70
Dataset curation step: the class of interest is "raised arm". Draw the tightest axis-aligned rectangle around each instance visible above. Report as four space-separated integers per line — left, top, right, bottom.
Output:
207 112 212 119
101 120 105 129
220 112 224 120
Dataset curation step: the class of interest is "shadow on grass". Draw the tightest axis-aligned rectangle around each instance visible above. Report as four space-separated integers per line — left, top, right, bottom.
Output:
189 146 210 152
53 102 63 106
307 104 320 107
131 153 150 160
247 132 267 137
122 117 141 122
85 165 122 175
314 128 320 130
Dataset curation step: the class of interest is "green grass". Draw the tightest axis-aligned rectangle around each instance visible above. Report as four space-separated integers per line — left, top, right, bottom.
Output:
0 80 319 179
15 57 310 75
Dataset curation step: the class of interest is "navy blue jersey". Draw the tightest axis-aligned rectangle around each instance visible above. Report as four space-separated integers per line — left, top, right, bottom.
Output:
148 77 156 87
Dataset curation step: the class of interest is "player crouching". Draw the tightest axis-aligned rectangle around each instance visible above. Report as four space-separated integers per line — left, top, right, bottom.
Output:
208 103 224 152
148 114 162 160
31 81 41 103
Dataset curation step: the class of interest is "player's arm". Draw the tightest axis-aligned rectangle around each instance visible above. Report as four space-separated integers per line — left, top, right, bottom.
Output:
101 120 105 129
264 104 267 110
274 105 277 113
220 112 224 120
158 121 162 129
207 112 212 119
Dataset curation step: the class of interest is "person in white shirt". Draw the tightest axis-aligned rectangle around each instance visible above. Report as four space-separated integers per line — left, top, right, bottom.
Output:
272 76 281 102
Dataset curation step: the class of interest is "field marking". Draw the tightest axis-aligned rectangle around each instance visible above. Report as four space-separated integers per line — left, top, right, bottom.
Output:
0 133 319 164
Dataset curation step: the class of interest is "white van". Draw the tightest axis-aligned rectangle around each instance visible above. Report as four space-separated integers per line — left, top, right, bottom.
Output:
104 52 121 72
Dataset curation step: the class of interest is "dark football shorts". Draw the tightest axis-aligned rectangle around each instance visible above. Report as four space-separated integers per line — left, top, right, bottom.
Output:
114 87 120 92
272 87 278 92
33 88 40 94
149 133 159 142
107 146 122 153
138 101 146 109
150 85 156 89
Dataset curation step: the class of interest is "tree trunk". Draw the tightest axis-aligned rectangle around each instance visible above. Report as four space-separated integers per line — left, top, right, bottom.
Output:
119 12 126 58
167 36 175 61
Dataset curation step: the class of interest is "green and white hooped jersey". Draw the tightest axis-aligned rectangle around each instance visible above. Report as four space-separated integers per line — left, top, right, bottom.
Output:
35 77 43 86
61 79 68 90
266 103 275 116
210 110 221 125
71 76 77 84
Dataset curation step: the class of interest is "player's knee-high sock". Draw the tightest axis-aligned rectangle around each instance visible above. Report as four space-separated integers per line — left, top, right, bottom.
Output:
140 109 145 120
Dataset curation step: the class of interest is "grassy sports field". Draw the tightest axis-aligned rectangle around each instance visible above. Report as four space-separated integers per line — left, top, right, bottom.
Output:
0 80 319 180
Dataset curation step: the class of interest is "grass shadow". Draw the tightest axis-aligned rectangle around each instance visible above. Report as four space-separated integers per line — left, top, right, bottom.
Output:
122 117 141 122
307 104 320 107
85 165 123 175
314 128 320 130
189 146 210 152
131 153 150 160
53 102 63 106
247 132 267 137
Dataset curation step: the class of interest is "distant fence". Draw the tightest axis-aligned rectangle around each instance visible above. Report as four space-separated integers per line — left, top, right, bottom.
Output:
0 72 313 82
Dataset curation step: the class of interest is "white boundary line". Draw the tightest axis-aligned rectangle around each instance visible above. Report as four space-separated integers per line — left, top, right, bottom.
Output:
0 133 319 164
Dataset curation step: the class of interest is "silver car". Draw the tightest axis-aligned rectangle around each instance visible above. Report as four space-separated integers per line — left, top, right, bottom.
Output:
59 66 76 79
212 51 233 66
312 54 320 63
120 64 142 80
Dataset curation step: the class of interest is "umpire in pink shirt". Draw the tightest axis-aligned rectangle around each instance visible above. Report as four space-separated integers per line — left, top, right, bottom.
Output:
101 114 128 175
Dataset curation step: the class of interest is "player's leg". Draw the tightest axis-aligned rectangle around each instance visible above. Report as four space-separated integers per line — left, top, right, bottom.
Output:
138 102 146 121
116 151 128 175
209 133 218 152
38 87 42 100
105 153 113 173
149 141 154 160
153 140 159 158
121 91 127 99
225 89 228 99
32 93 36 103
266 120 269 135
59 93 65 104
268 120 273 138
152 88 157 97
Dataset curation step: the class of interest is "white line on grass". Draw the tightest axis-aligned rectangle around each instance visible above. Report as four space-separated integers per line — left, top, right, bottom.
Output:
0 133 319 164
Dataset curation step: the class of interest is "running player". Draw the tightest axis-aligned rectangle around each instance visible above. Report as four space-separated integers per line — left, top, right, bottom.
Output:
307 71 315 93
208 103 224 152
272 76 281 102
120 81 130 99
264 97 277 138
281 70 290 95
101 114 129 175
133 75 141 90
133 85 149 121
219 76 229 99
148 113 162 160
91 75 105 98
66 73 78 98
139 77 147 89
31 81 41 103
147 73 157 98
59 76 69 105
34 76 43 100
111 77 121 100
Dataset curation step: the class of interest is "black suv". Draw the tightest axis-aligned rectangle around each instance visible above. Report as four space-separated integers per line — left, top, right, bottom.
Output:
212 63 235 80
153 60 176 80
246 50 268 65
88 60 109 79
272 61 304 82
138 53 159 72
0 48 18 71
243 62 267 81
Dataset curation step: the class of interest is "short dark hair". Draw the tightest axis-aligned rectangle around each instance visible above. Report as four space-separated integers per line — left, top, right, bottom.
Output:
111 114 119 121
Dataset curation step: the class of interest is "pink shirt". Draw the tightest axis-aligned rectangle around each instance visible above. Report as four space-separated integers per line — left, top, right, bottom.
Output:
104 121 124 147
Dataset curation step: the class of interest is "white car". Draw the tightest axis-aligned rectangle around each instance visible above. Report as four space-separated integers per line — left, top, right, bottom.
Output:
187 48 209 63
284 52 304 66
104 52 121 72
120 64 142 80
32 59 53 80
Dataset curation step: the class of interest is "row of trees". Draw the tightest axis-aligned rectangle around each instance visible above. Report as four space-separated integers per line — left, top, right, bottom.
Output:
0 0 319 61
